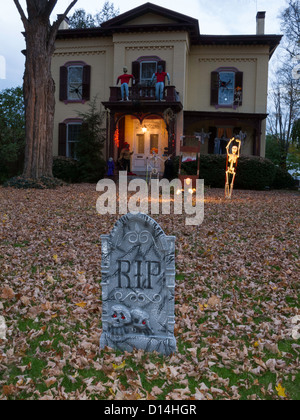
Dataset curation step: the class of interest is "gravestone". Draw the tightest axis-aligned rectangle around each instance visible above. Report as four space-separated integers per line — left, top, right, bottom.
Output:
100 213 176 355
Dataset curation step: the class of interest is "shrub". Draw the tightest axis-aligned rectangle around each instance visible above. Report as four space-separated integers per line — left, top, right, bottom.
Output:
4 176 64 189
76 98 106 183
53 156 81 183
235 156 276 190
0 86 25 183
272 166 296 189
174 154 295 190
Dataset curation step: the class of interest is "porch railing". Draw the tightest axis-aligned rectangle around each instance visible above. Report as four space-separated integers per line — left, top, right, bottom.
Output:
108 85 180 102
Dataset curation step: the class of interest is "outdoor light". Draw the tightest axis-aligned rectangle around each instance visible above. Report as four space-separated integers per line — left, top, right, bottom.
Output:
142 126 147 133
186 178 192 186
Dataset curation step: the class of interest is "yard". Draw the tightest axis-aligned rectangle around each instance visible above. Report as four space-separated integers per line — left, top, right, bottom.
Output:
0 184 299 400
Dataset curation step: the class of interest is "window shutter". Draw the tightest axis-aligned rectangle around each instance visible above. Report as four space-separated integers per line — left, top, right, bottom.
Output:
210 71 219 106
132 61 140 85
58 123 67 156
157 60 166 72
234 71 243 106
59 66 68 101
82 65 91 101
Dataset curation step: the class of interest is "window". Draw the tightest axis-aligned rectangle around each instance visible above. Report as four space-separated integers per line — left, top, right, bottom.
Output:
137 134 145 154
211 68 243 109
140 62 157 85
58 120 82 157
67 123 82 158
218 72 235 105
132 56 166 86
60 62 91 103
68 66 83 100
150 134 159 151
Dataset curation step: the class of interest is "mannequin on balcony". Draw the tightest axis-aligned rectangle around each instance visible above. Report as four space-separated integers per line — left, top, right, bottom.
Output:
151 65 170 101
116 67 135 101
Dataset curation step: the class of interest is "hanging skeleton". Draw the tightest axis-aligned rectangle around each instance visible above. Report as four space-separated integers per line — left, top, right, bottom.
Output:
225 137 241 199
146 150 164 183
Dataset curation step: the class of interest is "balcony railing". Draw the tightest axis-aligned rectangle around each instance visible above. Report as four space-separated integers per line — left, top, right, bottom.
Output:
108 85 180 103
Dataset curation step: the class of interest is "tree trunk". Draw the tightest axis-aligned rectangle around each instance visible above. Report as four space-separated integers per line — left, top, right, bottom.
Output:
22 21 55 179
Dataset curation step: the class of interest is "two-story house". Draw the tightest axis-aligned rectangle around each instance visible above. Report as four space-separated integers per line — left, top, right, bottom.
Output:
53 2 281 174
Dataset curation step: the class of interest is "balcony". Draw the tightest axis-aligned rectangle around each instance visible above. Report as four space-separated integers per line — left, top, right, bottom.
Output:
102 85 183 114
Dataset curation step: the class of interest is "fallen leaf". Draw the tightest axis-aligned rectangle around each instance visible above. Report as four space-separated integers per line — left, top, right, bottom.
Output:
1 286 15 300
44 377 57 388
113 360 126 370
75 302 87 308
275 383 287 398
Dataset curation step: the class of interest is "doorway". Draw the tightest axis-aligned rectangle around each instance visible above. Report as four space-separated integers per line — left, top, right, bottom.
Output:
132 119 166 173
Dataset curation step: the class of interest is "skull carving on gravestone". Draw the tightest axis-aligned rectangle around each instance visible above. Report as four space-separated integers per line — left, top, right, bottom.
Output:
108 305 131 342
131 308 154 336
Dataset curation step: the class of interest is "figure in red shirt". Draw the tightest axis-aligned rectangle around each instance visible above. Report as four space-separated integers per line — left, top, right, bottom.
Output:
151 65 170 101
116 67 135 101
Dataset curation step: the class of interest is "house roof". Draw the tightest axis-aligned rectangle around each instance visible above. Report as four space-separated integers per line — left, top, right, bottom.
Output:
57 2 282 58
199 35 282 58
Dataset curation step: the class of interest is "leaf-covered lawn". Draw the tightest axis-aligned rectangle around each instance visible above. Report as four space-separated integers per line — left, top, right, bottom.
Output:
0 185 299 400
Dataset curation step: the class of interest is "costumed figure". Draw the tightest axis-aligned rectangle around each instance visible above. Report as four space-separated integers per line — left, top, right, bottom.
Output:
107 157 115 177
163 148 174 180
225 137 241 199
118 142 134 174
151 65 170 101
116 67 135 101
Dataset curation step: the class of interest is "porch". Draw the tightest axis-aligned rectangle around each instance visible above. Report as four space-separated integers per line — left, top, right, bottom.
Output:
102 86 183 174
107 85 181 104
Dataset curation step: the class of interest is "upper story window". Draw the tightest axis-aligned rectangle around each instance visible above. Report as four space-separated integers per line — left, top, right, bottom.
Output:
140 61 157 85
132 56 166 86
211 67 243 109
68 66 83 100
59 62 91 103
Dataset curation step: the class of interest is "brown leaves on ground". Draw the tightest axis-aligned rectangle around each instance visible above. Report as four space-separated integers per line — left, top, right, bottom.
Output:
0 185 299 400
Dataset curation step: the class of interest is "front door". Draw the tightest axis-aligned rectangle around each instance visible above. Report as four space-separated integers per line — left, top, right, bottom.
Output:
132 121 162 173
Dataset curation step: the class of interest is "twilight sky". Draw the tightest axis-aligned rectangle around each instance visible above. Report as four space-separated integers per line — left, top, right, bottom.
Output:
0 0 287 90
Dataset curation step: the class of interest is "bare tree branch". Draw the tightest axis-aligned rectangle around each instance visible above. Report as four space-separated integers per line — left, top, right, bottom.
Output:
13 0 28 29
43 0 58 18
47 0 78 52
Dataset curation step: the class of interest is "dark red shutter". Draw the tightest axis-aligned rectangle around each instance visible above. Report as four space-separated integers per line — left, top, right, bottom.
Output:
59 66 68 101
234 71 243 106
211 71 219 106
82 65 91 101
132 61 140 85
157 60 166 72
58 123 67 156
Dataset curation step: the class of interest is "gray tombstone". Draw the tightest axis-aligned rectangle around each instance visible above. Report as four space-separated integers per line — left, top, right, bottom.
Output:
100 213 176 355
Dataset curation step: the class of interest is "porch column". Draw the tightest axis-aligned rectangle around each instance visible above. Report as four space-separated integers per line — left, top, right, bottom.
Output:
109 111 116 160
253 119 262 156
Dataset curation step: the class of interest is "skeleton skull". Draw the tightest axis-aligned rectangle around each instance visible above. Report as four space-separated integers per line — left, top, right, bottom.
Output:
108 305 131 342
131 308 153 336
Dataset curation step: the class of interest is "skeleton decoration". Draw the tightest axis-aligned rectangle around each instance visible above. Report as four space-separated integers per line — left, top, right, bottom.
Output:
108 305 132 342
146 150 164 183
131 308 154 336
100 213 176 355
225 137 242 199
